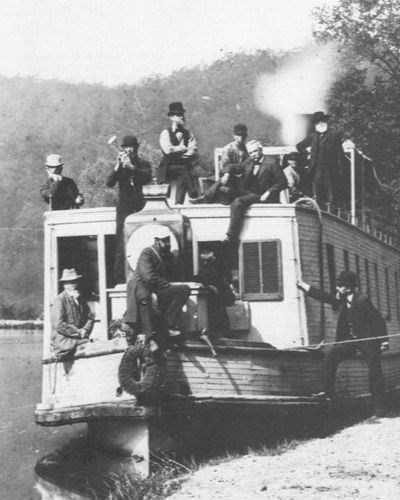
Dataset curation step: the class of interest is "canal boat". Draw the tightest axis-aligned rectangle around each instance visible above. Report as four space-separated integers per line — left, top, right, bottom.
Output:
35 145 400 476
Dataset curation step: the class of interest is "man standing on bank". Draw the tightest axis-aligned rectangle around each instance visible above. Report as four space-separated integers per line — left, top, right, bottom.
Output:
296 111 345 206
124 226 190 350
51 269 95 359
224 140 287 244
106 135 152 284
297 270 388 417
159 102 198 204
40 154 84 210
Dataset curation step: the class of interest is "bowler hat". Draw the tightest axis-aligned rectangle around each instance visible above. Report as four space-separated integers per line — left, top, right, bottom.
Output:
311 111 329 124
59 268 82 282
287 151 300 162
45 154 63 168
121 135 139 148
337 270 357 289
233 123 248 136
168 102 186 116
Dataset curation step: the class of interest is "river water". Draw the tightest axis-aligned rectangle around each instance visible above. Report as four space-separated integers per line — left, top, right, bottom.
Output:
0 330 88 499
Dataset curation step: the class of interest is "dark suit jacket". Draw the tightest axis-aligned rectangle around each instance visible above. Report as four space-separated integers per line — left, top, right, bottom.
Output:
40 176 81 210
106 157 152 221
296 129 344 181
307 286 387 343
125 246 175 322
242 156 287 202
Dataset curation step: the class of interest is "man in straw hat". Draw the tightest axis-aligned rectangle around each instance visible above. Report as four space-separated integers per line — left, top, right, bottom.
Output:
124 225 190 351
297 270 388 417
40 154 84 210
159 102 198 204
106 135 152 284
51 269 95 358
296 111 345 206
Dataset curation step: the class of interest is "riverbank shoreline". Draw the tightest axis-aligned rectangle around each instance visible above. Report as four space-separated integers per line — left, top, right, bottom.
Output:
0 319 43 330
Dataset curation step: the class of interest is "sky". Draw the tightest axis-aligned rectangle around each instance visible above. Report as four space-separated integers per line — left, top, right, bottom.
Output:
0 0 337 87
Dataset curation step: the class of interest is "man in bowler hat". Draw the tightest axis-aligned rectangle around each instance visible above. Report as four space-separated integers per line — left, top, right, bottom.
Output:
159 102 198 204
296 111 345 206
40 154 84 210
106 135 152 284
297 270 388 416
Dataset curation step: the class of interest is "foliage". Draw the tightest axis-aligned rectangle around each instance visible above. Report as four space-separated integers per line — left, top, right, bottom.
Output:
313 0 400 237
313 0 400 83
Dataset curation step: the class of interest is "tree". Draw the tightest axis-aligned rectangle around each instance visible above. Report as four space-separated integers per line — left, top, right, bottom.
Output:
313 0 400 83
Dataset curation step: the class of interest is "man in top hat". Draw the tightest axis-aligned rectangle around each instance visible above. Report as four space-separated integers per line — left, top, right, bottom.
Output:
189 123 249 205
297 270 388 416
224 140 287 243
296 111 345 206
40 154 84 210
51 269 95 358
106 135 152 284
124 226 191 351
159 102 198 204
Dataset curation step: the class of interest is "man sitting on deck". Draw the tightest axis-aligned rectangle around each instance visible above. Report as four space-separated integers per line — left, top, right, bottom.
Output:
297 270 388 417
124 226 190 350
51 269 95 359
223 140 287 244
189 123 249 205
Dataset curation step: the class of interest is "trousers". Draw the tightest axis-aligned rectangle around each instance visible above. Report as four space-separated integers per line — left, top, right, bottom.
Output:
324 339 385 409
226 193 260 240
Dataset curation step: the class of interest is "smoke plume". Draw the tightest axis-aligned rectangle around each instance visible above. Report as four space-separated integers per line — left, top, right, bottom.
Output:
255 44 339 145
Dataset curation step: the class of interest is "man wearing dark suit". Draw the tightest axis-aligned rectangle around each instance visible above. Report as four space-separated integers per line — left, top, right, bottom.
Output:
124 226 190 350
106 135 152 284
296 111 345 206
40 154 84 210
297 270 388 416
224 140 287 243
159 102 198 205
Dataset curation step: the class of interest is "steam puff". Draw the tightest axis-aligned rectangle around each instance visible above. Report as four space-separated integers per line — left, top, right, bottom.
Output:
254 44 338 145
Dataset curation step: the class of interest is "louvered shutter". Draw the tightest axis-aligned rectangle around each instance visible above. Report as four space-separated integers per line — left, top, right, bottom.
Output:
240 240 283 300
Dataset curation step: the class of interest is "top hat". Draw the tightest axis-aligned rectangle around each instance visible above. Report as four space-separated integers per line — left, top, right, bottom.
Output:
121 135 139 148
311 111 330 124
337 270 357 289
233 123 248 136
45 154 63 168
168 102 186 116
59 268 82 282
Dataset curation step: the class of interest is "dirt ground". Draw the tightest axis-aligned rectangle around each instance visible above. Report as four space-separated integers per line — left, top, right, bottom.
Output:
168 415 400 500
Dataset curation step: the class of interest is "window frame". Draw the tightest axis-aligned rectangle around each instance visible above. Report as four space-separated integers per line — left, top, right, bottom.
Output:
239 239 283 301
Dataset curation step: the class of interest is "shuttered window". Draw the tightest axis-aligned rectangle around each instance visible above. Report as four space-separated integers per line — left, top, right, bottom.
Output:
240 240 283 300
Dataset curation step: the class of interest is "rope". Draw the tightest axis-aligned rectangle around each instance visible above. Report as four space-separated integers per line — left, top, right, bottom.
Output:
285 332 399 351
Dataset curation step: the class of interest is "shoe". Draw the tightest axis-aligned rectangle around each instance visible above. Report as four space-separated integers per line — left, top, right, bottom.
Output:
168 329 186 350
189 195 206 204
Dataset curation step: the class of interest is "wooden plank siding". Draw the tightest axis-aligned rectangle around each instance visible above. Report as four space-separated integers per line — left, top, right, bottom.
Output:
296 208 400 353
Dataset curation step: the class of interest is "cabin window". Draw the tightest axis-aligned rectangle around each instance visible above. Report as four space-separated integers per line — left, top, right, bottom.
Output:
326 244 336 294
395 271 400 321
385 267 391 320
343 250 349 271
57 236 99 301
240 240 283 300
374 263 381 309
364 259 371 296
355 254 361 292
